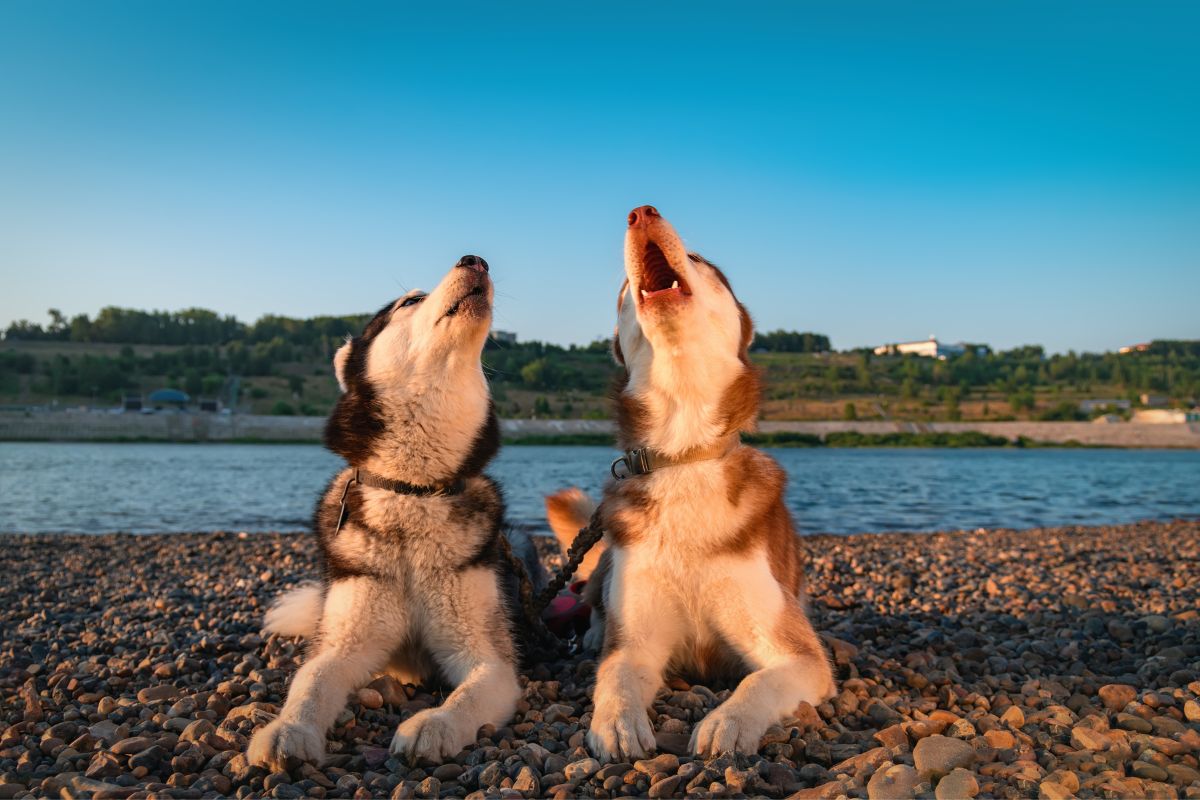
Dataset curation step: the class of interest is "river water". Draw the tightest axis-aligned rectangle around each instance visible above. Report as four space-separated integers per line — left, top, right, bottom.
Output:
1 442 1197 535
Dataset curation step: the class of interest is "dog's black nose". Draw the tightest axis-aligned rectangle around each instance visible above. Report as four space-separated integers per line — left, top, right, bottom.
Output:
456 254 488 273
628 205 660 227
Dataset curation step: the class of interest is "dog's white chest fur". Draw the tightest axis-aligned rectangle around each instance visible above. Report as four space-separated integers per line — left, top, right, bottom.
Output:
608 469 784 667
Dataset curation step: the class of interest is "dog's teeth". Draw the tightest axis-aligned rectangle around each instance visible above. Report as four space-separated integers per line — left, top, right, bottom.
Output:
641 290 649 298
671 280 679 290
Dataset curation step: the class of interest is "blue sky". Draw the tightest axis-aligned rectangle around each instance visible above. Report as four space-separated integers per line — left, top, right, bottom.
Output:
1 1 1196 353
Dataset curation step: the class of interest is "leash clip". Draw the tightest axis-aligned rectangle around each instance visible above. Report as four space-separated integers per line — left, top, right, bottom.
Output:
610 448 651 480
333 469 360 536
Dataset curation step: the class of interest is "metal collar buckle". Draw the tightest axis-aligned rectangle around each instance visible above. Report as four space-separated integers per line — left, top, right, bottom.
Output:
611 448 652 480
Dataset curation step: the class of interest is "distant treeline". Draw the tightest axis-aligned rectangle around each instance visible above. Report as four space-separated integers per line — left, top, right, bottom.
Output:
3 307 1198 415
4 308 833 353
3 307 374 348
762 341 1200 418
752 330 830 353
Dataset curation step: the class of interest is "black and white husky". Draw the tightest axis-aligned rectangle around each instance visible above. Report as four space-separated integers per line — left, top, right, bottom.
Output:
247 255 543 770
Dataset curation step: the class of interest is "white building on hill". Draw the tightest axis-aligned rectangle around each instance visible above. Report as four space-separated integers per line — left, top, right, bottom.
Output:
874 337 979 360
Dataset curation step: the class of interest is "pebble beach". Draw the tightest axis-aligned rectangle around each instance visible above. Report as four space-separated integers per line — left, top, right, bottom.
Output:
2 519 1198 800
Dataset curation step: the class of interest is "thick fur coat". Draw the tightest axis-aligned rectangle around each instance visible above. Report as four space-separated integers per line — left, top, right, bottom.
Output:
247 257 542 770
548 207 835 762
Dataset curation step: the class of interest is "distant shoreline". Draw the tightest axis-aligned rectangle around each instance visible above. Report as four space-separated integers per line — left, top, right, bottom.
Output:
2 412 1199 448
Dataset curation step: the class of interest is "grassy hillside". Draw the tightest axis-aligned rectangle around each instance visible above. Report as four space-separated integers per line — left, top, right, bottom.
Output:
3 306 1197 420
4 335 1197 421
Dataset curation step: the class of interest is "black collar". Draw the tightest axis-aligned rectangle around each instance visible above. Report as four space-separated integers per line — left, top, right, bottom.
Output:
352 468 466 497
334 468 465 537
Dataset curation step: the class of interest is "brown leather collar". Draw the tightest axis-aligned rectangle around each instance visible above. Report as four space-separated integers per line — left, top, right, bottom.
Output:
610 436 740 479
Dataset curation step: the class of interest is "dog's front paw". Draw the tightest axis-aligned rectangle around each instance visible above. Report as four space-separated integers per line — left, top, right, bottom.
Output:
391 708 472 763
247 718 326 771
690 705 767 756
587 706 655 763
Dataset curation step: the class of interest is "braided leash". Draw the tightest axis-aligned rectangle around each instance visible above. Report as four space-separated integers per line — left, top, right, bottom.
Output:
535 509 605 612
498 509 606 656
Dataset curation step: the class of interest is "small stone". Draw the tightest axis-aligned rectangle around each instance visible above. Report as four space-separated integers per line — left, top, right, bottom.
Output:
984 730 1016 750
357 688 383 709
934 768 979 800
1070 726 1111 751
512 766 539 797
88 721 121 745
913 736 977 780
136 684 180 704
1151 716 1186 736
1000 706 1025 728
1166 764 1200 785
866 699 903 725
875 724 909 750
1038 780 1073 800
128 746 165 770
367 676 407 706
110 736 154 755
648 775 682 798
831 746 890 776
823 635 859 665
1116 713 1153 733
634 754 679 776
180 718 215 742
1184 699 1200 722
478 762 504 787
69 776 133 798
1132 762 1169 782
563 758 600 782
543 704 574 724
947 719 976 739
432 764 462 781
85 751 123 779
867 764 918 800
1097 684 1136 712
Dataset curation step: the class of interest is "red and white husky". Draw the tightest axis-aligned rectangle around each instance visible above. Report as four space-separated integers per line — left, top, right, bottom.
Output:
549 206 835 761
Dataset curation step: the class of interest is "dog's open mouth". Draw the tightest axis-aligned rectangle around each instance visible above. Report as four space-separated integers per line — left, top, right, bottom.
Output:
443 284 488 318
637 242 691 304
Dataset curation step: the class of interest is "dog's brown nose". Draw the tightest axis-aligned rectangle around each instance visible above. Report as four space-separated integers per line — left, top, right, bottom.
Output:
456 254 488 273
627 205 660 228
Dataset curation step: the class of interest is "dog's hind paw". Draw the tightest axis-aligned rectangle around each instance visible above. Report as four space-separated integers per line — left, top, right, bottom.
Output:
391 708 472 763
689 705 767 756
587 707 655 763
582 621 605 653
246 718 326 771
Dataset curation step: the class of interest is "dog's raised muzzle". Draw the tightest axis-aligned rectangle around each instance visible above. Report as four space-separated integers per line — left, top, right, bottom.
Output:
627 205 660 228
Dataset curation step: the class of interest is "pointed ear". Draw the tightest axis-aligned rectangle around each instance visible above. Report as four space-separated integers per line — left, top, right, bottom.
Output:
612 279 629 366
333 339 352 392
737 302 754 363
612 327 625 366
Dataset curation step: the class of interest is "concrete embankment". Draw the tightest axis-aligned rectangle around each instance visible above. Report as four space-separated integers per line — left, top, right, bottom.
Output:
2 411 1199 448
